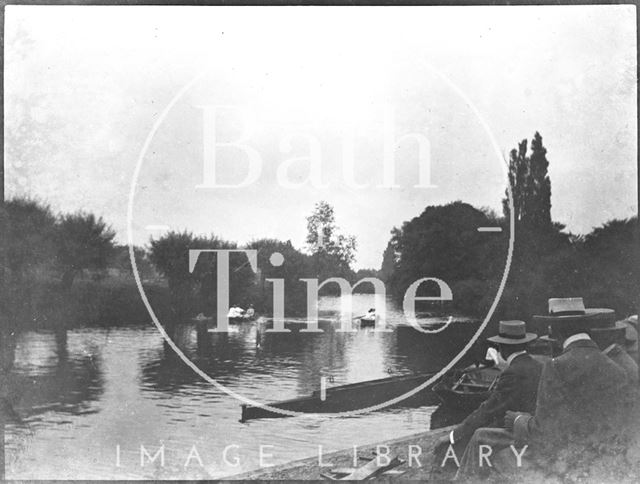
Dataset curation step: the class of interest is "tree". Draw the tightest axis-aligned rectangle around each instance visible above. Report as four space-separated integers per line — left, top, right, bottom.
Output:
502 139 528 224
386 201 506 311
378 240 398 283
502 132 552 230
149 231 254 317
245 238 314 315
0 197 56 284
305 201 357 281
54 212 116 289
109 245 159 281
581 217 639 315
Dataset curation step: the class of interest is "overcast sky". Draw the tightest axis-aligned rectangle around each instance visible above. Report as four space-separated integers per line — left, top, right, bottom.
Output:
5 5 637 269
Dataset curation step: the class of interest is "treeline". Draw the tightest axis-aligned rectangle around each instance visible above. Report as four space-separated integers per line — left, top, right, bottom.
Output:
0 198 163 328
382 132 639 322
3 132 636 327
147 201 364 318
0 198 367 326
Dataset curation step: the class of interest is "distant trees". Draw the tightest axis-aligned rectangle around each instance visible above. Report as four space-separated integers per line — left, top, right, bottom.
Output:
1 198 56 284
306 201 357 283
246 238 314 315
378 241 397 283
109 245 159 281
0 198 123 326
581 217 639 315
385 201 506 314
54 212 116 289
383 132 637 320
0 200 117 290
148 231 255 318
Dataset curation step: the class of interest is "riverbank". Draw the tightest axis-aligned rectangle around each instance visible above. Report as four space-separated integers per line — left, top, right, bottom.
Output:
0 277 172 329
230 426 455 480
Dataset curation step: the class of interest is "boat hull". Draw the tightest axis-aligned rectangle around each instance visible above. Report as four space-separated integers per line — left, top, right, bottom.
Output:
359 317 376 327
240 372 441 421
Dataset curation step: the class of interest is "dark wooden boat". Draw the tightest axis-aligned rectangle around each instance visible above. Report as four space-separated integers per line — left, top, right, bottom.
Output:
432 365 500 410
190 315 254 325
240 372 441 422
359 315 376 327
229 316 248 324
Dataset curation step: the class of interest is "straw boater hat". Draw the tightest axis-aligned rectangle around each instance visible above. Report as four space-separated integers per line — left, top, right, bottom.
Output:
533 297 616 325
534 297 625 348
487 320 538 345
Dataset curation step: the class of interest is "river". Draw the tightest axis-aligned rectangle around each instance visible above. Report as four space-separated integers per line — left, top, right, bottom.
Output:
4 294 481 479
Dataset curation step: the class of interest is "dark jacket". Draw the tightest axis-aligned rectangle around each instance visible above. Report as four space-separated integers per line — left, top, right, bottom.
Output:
513 338 628 453
452 353 543 443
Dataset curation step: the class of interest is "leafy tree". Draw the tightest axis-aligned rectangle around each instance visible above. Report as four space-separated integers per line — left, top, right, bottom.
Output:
581 216 639 315
109 245 159 281
149 231 254 317
386 201 506 312
378 240 397 283
528 132 552 228
497 133 573 318
502 132 552 230
0 197 56 284
245 238 314 315
305 201 357 282
54 212 116 289
502 139 528 225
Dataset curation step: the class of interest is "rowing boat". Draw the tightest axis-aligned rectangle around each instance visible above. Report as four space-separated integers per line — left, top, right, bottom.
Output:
432 365 500 410
240 372 441 421
359 315 376 327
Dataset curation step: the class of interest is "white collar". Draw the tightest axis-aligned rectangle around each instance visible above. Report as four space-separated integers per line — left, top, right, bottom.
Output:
506 350 527 367
563 333 591 350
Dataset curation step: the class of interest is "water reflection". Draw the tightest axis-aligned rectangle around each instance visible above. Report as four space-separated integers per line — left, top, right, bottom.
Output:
10 329 104 418
140 295 486 408
6 295 484 479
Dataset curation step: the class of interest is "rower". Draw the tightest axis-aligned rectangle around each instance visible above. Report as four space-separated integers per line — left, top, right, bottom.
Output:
245 304 255 319
227 304 244 319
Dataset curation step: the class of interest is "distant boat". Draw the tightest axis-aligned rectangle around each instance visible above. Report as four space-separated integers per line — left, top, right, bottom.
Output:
229 315 255 324
359 315 376 327
432 365 500 410
190 314 256 324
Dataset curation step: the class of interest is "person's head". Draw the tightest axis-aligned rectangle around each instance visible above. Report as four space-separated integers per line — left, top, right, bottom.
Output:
533 297 616 347
486 320 537 358
497 342 528 360
549 321 588 344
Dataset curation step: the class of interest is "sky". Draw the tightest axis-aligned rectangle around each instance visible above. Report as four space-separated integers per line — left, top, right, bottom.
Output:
4 5 637 269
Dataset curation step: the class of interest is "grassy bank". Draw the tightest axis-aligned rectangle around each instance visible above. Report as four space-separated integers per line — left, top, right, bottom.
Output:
1 276 172 330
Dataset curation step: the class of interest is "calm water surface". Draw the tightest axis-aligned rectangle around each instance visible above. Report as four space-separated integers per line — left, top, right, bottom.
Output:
5 295 480 479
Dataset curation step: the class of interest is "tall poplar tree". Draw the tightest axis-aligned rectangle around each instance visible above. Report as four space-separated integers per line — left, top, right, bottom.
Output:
502 132 552 231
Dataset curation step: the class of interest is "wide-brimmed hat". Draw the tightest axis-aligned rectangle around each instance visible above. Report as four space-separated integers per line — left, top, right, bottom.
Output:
487 320 538 345
532 298 616 328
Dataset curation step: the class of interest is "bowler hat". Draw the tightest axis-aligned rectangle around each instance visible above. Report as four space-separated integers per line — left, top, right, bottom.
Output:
487 320 538 345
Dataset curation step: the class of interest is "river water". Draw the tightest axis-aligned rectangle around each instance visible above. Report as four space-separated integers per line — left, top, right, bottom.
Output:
4 294 480 479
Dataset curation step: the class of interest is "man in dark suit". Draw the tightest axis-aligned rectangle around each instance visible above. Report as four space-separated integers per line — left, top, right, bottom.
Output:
434 321 543 458
509 320 628 456
456 298 628 480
